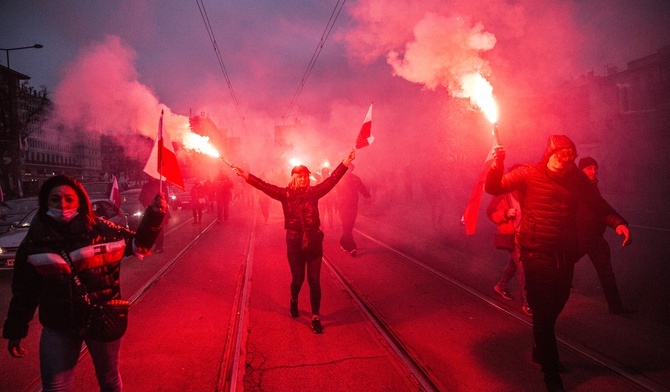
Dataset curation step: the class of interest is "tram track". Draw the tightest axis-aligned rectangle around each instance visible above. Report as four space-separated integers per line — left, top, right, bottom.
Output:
321 226 667 392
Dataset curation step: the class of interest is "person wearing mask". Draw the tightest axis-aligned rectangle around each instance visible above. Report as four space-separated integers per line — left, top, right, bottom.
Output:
485 135 631 392
232 149 355 334
336 163 371 256
576 157 634 314
3 175 166 391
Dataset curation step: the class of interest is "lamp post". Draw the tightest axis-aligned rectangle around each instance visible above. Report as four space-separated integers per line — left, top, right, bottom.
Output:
0 44 43 197
0 44 43 69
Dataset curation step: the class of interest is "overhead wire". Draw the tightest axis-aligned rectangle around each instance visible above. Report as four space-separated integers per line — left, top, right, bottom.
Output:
282 0 347 124
195 0 248 132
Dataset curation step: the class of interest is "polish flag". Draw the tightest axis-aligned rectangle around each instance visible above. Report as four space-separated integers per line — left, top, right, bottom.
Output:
461 140 497 235
143 111 185 190
355 103 374 149
109 175 121 208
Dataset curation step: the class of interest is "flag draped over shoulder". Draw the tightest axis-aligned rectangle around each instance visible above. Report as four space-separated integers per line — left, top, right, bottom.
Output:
462 140 497 235
109 175 121 209
355 103 374 149
143 111 185 190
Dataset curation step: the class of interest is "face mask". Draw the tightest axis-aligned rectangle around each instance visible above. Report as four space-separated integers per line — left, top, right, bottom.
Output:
46 207 79 222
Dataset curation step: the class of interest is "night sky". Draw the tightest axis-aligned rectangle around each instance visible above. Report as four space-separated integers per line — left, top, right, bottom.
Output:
2 0 669 178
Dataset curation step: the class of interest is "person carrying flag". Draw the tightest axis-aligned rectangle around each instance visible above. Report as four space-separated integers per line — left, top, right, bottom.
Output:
232 149 355 334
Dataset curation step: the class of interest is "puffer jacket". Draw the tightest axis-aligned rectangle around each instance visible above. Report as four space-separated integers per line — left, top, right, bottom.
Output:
485 163 626 252
246 163 348 231
486 193 520 235
576 179 607 241
3 207 164 340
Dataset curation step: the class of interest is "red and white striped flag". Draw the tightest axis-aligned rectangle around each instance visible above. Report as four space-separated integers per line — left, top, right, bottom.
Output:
461 140 497 235
109 175 121 208
143 110 185 190
355 103 374 149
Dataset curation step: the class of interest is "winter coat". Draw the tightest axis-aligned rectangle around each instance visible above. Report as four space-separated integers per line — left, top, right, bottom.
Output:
337 173 371 208
246 163 347 232
3 207 164 340
487 192 521 235
485 163 626 252
576 179 608 241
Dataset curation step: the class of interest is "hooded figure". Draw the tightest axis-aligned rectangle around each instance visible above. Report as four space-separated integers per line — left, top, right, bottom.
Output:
485 135 630 391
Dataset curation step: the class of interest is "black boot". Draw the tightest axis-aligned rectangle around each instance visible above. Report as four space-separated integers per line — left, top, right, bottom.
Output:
544 372 565 392
289 299 299 318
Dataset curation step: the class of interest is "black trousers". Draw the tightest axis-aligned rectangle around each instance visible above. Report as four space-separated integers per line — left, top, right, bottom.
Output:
338 204 358 251
521 248 576 373
286 230 324 315
578 236 622 310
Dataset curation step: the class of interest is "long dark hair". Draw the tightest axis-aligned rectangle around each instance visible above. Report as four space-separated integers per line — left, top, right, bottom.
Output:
38 175 96 229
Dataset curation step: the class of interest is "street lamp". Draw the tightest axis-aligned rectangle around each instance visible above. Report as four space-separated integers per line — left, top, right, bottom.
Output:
0 44 43 69
0 44 43 197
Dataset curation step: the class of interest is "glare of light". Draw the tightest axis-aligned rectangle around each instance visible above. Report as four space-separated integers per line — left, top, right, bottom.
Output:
289 157 302 167
182 133 220 158
460 72 498 124
321 160 330 168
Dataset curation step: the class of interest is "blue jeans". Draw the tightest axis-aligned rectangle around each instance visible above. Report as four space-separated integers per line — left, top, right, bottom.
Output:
40 327 123 392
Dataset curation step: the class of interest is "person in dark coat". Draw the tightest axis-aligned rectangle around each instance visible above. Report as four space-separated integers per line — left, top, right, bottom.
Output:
190 180 204 224
3 175 165 391
485 135 631 392
215 172 234 223
233 149 355 334
336 163 371 256
139 178 171 253
576 157 634 314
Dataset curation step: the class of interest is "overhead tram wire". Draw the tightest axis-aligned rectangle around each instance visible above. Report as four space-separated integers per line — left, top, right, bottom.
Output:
282 0 347 124
196 0 248 132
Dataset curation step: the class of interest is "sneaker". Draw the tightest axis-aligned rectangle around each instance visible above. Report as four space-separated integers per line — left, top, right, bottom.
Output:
350 249 358 257
289 299 299 318
494 285 514 300
522 303 533 316
311 318 324 334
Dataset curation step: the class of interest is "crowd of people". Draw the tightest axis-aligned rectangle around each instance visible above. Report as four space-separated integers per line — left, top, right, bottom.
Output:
3 133 636 392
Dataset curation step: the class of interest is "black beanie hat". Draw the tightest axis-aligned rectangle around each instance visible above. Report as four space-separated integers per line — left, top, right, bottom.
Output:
578 157 598 170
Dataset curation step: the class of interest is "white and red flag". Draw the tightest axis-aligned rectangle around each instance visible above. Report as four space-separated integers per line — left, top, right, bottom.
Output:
143 110 185 190
461 138 498 235
109 175 121 209
355 103 374 149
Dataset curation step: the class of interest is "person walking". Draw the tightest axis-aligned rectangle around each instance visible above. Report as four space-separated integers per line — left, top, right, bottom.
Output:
485 135 631 392
139 178 170 253
336 163 371 256
232 149 355 333
190 180 204 224
576 157 635 314
215 172 234 223
487 180 532 316
3 175 165 392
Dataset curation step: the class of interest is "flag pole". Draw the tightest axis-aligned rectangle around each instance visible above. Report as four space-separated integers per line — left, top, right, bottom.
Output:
158 110 164 198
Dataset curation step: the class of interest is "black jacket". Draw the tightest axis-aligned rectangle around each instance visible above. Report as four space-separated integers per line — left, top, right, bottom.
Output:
246 163 347 231
3 207 164 340
485 163 626 252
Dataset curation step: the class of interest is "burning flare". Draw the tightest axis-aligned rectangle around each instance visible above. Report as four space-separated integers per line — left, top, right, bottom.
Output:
458 72 498 124
182 133 220 158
